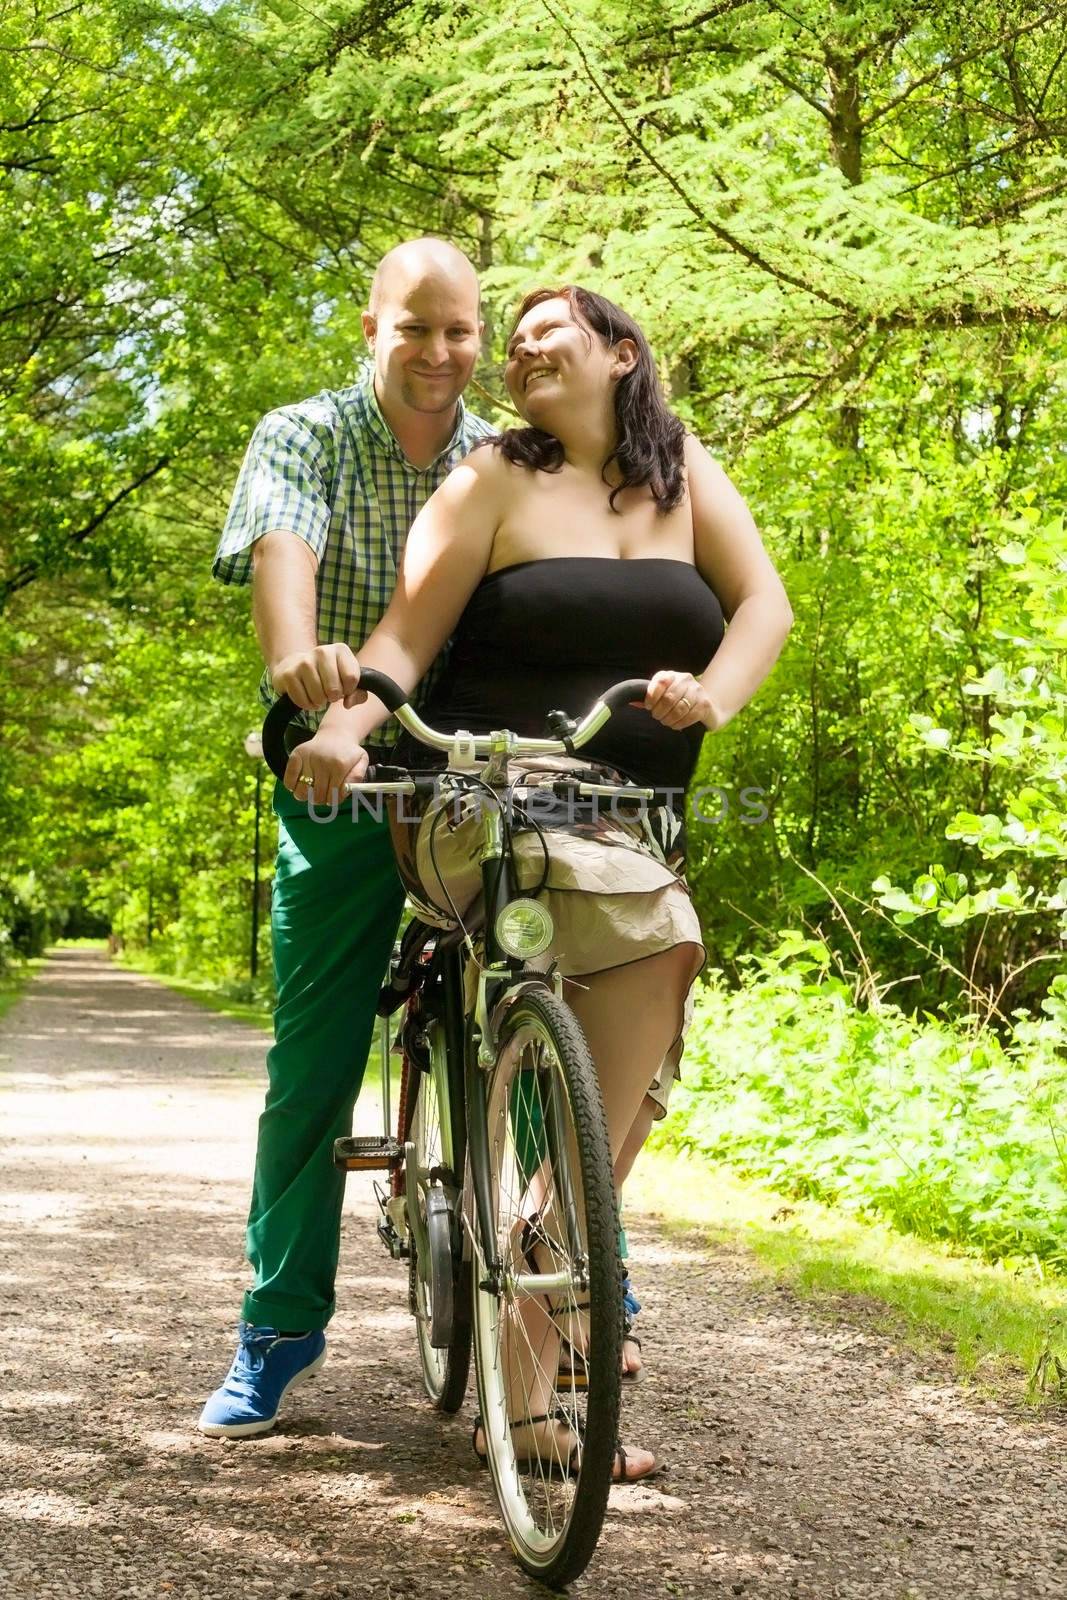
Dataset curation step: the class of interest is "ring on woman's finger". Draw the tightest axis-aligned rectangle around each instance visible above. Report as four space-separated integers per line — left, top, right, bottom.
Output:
299 771 314 785
678 697 692 714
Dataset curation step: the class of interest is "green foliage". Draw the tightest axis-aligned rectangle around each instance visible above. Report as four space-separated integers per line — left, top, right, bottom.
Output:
2 4 1065 1129
43 586 274 985
873 507 1067 1008
0 871 49 967
423 0 1065 345
632 1147 1067 1408
659 937 1067 1270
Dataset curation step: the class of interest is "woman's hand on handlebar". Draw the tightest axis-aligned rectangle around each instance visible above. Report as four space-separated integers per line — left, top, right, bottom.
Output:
643 669 721 732
283 724 370 803
271 643 365 712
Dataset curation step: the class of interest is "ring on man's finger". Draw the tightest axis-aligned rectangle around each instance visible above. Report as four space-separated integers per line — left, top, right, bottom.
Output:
299 772 314 785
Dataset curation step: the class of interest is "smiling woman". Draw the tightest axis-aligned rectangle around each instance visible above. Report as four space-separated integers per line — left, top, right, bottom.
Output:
497 286 687 513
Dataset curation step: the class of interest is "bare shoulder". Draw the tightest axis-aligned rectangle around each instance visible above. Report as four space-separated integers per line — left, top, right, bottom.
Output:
680 433 788 620
407 440 505 556
682 431 728 488
440 438 512 499
682 433 754 526
461 434 512 465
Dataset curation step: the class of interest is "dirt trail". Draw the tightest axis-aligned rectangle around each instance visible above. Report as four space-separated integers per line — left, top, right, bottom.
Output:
1 949 1063 1599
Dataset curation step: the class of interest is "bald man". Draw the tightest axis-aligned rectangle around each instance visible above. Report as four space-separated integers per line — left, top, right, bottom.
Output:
201 239 494 1436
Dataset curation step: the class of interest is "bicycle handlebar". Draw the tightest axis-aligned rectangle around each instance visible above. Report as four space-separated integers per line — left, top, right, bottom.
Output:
260 668 651 785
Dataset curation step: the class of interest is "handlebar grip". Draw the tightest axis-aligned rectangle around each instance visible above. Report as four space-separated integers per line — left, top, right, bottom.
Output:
357 667 408 714
260 670 410 783
600 678 650 712
262 693 307 781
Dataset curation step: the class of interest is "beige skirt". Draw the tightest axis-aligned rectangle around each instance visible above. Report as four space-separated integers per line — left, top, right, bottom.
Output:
405 758 705 1119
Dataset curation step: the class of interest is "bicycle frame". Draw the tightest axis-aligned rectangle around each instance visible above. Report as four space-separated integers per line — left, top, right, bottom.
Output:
411 756 582 1310
260 669 665 1327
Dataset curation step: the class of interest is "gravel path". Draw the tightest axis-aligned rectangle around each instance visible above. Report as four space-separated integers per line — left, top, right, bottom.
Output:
1 949 1064 1599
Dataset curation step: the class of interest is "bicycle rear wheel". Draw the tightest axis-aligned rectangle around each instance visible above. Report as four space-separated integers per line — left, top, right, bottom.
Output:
471 985 622 1586
407 1023 471 1411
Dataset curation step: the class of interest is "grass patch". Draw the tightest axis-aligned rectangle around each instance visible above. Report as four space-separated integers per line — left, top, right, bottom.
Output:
0 961 38 1024
627 1144 1067 1411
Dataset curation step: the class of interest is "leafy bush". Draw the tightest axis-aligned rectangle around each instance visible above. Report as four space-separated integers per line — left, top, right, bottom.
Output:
875 506 1067 952
658 933 1067 1270
0 872 51 968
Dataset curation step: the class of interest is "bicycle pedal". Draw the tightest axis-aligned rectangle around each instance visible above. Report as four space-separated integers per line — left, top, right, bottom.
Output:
333 1135 405 1172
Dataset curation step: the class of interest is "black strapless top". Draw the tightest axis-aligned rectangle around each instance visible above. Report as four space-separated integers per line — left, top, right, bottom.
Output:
402 557 725 793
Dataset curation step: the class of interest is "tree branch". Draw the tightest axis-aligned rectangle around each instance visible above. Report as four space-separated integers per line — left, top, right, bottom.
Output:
744 326 874 437
538 0 854 315
625 0 757 45
1036 36 1067 112
764 63 833 124
879 302 1064 330
885 128 1038 196
969 174 1067 226
861 9 1060 130
0 453 172 610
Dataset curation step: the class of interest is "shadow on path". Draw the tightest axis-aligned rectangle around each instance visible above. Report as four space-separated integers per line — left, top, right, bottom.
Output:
0 950 1063 1599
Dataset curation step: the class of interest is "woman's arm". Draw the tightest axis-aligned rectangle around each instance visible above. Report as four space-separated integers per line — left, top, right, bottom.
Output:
346 449 503 732
645 435 794 732
283 449 504 797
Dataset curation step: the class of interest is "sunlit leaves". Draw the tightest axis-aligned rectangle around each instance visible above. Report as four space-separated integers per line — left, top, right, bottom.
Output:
660 938 1067 1268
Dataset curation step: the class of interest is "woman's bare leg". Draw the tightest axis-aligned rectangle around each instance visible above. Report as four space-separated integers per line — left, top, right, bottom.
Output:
616 1094 658 1189
477 946 695 1480
564 945 697 1467
612 1093 658 1376
564 946 696 1164
563 960 692 1386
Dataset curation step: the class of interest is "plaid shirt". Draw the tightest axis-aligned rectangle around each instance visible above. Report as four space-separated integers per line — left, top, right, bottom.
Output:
213 360 495 753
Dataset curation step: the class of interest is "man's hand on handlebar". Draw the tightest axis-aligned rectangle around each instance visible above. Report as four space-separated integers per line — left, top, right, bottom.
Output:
283 725 370 803
271 643 365 712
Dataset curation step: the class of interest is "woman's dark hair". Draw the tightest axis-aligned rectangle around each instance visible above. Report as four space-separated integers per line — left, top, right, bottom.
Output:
484 285 687 514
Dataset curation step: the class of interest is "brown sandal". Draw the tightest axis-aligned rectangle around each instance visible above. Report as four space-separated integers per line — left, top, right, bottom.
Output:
471 1410 661 1482
553 1303 643 1387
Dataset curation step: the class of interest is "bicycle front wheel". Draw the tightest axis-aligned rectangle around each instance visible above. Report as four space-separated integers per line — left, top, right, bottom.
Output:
471 985 622 1587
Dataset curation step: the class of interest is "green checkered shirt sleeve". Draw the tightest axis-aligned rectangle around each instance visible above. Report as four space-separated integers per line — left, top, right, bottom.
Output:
212 409 335 586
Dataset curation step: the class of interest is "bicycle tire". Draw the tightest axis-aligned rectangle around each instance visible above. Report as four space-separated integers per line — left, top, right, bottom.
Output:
408 1035 471 1412
471 985 622 1587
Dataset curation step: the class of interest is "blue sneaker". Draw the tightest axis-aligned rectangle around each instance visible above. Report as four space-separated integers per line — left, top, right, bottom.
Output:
621 1274 643 1380
622 1274 642 1321
197 1323 326 1438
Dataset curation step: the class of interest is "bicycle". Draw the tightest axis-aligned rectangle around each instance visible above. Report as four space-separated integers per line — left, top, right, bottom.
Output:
262 669 672 1586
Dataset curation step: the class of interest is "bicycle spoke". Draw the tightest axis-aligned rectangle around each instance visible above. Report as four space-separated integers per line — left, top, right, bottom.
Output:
487 1038 586 1501
472 986 621 1582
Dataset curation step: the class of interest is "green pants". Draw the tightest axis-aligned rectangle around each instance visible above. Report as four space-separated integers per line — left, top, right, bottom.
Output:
241 784 405 1330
